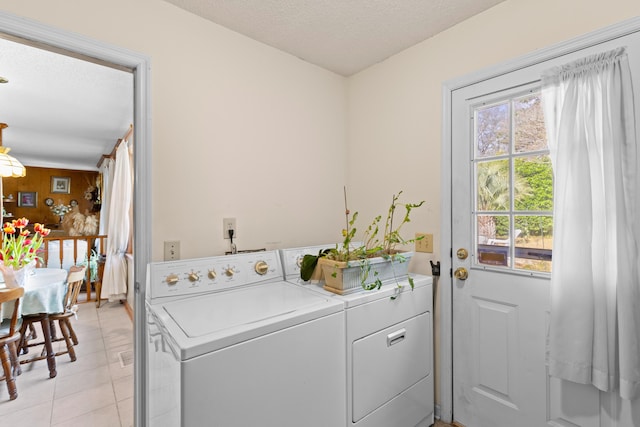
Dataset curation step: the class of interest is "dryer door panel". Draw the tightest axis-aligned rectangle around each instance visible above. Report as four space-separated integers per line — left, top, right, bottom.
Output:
352 312 432 422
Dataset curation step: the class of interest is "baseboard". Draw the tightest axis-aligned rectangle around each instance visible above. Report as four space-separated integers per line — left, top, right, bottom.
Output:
124 299 133 321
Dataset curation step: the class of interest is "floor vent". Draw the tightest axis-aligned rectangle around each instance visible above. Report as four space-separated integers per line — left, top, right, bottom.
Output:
117 350 134 368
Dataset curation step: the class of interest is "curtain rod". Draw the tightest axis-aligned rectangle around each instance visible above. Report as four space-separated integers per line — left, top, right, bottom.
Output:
97 124 133 168
121 123 133 142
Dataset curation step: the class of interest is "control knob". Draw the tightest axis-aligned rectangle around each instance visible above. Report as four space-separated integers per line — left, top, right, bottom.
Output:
208 269 217 280
166 273 179 285
225 267 235 277
188 272 199 282
255 261 269 275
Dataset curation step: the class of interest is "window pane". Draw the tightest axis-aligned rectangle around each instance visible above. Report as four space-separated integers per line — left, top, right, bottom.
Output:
514 155 553 212
476 102 510 157
477 215 511 267
472 90 552 274
477 159 510 212
514 215 553 272
514 94 547 153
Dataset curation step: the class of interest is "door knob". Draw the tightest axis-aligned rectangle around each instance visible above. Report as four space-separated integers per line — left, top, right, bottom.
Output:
456 248 468 260
454 267 468 280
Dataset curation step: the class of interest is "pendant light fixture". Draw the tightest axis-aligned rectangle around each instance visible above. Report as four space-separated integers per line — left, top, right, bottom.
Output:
0 123 26 177
0 123 26 225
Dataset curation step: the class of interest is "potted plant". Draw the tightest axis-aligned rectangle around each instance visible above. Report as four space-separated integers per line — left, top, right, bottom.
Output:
308 190 424 295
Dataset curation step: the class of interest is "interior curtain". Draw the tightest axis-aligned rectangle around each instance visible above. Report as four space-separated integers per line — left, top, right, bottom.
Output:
98 157 113 236
101 140 132 301
542 47 640 399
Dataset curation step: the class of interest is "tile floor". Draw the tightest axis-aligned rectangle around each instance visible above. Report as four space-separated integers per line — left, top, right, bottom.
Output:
0 296 134 426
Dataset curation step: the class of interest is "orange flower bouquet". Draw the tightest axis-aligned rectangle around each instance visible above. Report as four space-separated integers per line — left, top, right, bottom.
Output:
0 218 50 288
1 218 50 268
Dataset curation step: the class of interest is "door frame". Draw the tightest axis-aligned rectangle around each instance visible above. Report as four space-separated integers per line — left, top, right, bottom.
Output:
440 16 640 424
0 10 152 427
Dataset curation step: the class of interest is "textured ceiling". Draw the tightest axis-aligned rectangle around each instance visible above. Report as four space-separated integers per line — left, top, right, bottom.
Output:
0 36 133 171
164 0 506 76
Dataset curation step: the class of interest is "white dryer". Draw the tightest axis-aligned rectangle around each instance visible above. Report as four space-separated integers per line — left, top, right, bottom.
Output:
146 250 346 427
281 245 435 427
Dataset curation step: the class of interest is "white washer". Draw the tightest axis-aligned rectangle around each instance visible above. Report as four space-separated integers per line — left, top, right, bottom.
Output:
146 250 346 427
281 245 435 427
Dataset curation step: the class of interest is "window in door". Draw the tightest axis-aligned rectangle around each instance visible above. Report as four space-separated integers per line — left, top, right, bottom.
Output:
474 91 553 273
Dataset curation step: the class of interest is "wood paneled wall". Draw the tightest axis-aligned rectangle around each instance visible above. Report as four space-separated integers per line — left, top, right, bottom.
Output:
2 166 99 227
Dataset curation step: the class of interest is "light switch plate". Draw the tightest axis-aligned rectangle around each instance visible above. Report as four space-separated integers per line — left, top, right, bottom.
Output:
415 233 433 253
164 241 180 261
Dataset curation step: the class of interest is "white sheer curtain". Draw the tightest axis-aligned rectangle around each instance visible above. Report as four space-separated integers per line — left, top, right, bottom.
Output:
101 140 132 301
542 47 640 399
98 157 113 236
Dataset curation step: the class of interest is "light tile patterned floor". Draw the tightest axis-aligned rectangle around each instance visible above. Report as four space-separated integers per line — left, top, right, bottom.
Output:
0 297 133 426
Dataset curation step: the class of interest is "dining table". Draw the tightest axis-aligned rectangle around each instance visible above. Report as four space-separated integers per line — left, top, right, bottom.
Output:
0 267 68 378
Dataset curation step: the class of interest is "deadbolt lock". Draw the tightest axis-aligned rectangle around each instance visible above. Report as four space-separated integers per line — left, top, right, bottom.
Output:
456 248 468 260
454 267 469 280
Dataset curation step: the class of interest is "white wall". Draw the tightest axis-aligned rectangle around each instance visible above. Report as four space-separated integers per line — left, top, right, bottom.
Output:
0 0 348 260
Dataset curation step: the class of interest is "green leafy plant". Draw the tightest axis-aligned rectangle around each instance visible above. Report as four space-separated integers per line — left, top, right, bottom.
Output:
78 249 99 282
326 190 424 260
314 189 425 294
363 191 425 257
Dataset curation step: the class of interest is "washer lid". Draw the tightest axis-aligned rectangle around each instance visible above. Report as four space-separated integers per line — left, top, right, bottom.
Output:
166 281 333 337
153 281 344 359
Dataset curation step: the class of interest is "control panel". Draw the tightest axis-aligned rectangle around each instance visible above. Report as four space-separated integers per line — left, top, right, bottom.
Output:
147 250 283 301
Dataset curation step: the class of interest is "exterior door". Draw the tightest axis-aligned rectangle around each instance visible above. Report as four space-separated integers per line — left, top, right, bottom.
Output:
449 26 640 427
451 77 552 427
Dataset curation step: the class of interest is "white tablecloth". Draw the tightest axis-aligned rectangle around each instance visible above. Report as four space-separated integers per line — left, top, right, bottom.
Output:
0 268 68 320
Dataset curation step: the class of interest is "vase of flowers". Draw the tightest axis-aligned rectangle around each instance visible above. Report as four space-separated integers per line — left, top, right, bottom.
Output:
0 218 50 288
50 203 71 223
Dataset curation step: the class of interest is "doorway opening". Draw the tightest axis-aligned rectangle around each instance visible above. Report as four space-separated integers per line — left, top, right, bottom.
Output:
0 11 151 426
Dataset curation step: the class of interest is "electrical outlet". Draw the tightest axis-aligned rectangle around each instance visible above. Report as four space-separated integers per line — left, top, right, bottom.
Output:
164 241 180 261
415 233 433 253
223 218 236 239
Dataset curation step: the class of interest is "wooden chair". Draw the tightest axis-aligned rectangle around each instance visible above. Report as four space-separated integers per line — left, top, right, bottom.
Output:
18 266 85 364
48 266 86 361
0 287 24 400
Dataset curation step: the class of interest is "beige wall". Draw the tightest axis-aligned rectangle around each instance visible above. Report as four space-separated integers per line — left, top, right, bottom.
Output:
348 0 640 276
0 0 348 260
